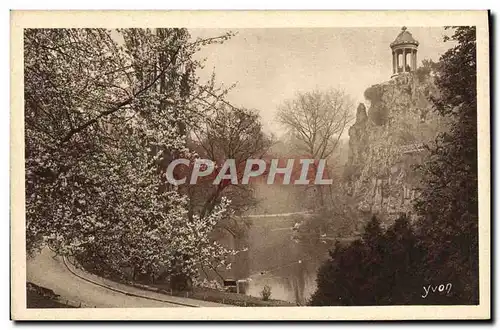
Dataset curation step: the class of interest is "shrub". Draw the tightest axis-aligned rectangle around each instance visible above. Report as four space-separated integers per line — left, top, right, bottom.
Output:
261 285 272 301
310 214 425 306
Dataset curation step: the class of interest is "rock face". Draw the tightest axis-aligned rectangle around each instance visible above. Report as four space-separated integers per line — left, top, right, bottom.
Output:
347 103 369 179
345 72 445 224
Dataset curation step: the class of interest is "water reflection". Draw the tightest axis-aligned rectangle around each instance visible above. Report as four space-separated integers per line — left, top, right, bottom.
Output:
234 216 330 304
245 260 319 305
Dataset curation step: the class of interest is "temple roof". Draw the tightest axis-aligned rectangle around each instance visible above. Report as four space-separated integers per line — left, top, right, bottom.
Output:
390 26 419 48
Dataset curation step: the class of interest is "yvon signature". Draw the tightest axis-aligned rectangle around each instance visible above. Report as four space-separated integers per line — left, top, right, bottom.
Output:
422 283 452 298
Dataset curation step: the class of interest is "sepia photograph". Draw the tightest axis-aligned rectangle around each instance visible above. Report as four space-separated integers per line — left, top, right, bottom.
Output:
10 10 490 320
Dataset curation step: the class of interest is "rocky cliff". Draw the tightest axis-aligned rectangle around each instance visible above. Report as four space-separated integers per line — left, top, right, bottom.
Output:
345 72 446 224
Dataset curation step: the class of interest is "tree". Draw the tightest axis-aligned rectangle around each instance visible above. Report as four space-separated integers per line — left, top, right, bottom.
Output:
187 105 274 243
25 28 239 283
276 89 354 208
362 215 383 247
191 106 273 217
310 214 423 306
414 26 479 304
414 59 441 83
277 89 353 160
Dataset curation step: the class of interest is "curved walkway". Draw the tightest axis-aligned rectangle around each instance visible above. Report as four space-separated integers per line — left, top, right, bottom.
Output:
27 248 227 308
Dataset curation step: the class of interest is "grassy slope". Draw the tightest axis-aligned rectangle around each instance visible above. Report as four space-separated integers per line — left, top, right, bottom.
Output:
26 290 76 308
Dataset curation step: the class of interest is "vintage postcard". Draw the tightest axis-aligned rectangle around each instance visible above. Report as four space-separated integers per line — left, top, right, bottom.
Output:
10 10 490 320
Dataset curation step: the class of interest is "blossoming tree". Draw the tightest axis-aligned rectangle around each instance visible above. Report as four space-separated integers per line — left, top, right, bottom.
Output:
25 28 238 283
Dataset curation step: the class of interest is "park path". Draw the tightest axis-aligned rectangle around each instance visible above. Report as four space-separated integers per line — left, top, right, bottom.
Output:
27 248 227 308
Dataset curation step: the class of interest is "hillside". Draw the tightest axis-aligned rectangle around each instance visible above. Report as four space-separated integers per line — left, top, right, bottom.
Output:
344 71 447 225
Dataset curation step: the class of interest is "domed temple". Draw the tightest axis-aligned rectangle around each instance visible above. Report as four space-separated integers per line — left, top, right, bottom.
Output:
390 26 419 76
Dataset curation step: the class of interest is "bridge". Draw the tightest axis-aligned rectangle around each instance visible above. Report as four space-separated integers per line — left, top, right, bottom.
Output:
240 211 359 242
242 210 315 220
398 143 426 154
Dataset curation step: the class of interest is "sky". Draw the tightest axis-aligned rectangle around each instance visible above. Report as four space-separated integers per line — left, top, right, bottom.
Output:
189 27 455 135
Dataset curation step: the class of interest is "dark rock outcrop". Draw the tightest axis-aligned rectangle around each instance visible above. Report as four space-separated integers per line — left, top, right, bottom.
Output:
344 72 446 223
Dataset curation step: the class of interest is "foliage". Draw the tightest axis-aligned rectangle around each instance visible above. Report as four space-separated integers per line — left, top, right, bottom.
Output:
169 105 274 247
25 28 238 282
261 285 272 301
414 59 440 83
413 26 478 304
310 215 426 306
189 105 273 236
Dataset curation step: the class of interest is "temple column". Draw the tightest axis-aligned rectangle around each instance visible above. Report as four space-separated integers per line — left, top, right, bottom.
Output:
412 50 415 70
410 49 413 71
414 49 417 70
402 48 407 72
396 50 399 72
392 51 396 74
398 49 402 72
391 51 394 74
